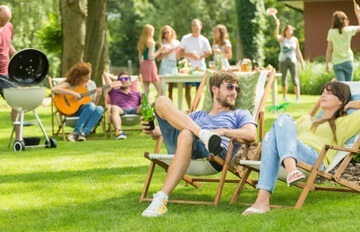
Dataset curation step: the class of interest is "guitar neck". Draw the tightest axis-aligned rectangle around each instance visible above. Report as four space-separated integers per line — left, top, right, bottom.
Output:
80 84 111 98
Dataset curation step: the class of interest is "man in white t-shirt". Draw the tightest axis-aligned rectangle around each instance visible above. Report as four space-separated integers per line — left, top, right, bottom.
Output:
180 18 212 109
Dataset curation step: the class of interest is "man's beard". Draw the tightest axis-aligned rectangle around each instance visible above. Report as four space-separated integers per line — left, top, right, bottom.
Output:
216 95 235 108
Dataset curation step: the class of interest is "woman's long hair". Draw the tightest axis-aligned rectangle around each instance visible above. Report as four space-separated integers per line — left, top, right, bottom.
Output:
311 82 351 144
65 62 92 86
213 24 229 46
282 25 295 37
331 11 348 34
159 25 177 43
137 24 155 54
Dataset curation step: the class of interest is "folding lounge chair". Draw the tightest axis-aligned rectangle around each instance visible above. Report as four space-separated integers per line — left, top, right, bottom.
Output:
140 69 275 205
231 80 360 208
48 77 106 141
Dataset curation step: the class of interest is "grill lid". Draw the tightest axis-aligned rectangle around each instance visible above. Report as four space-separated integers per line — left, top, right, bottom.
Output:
8 48 49 86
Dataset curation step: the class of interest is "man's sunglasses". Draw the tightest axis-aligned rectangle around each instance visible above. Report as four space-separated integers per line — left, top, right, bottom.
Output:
118 76 130 81
224 83 240 94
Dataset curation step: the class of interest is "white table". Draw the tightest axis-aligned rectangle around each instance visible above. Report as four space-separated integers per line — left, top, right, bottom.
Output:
160 72 282 110
160 73 204 110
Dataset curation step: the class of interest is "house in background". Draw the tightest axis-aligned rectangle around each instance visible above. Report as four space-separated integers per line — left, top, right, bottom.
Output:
281 0 360 61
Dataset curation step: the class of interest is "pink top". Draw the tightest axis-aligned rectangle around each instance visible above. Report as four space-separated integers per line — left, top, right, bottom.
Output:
0 22 14 75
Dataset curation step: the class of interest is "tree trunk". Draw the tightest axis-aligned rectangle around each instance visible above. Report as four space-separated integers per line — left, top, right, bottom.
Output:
60 0 87 75
84 0 108 86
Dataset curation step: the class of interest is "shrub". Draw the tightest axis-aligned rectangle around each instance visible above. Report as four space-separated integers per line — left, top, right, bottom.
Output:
298 61 360 95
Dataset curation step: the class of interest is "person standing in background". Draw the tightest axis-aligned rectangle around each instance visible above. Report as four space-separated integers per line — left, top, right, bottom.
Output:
137 24 164 97
326 2 360 81
274 18 305 103
212 24 232 71
0 5 18 140
180 18 212 109
157 25 180 100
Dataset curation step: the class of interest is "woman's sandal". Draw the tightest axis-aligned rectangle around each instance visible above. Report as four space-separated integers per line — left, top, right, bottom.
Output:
286 170 305 186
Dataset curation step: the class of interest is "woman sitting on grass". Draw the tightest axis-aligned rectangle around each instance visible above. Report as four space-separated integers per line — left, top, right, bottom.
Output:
242 82 360 215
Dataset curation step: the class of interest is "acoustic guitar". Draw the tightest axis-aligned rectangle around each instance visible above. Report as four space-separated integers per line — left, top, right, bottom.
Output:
54 84 117 116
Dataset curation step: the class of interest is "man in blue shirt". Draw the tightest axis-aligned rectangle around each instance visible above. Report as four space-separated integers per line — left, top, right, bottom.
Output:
141 70 257 217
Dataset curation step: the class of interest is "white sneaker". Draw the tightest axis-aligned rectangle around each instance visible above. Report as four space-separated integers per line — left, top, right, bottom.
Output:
199 129 223 154
141 192 168 217
67 132 77 142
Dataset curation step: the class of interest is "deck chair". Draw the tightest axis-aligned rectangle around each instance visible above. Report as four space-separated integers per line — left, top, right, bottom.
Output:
140 69 275 205
48 77 106 141
102 74 141 138
231 80 360 208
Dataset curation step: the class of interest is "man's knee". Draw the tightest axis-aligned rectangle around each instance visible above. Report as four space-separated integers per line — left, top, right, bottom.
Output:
95 106 104 115
111 106 123 115
155 96 171 113
177 130 194 147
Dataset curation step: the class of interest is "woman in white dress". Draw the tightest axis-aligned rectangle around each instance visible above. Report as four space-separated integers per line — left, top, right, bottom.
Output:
157 25 180 100
212 24 232 71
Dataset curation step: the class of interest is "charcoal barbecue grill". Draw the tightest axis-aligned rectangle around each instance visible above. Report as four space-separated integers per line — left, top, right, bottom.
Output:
2 48 56 151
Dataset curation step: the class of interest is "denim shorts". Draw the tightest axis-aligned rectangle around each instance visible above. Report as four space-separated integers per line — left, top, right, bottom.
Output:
156 112 226 171
123 108 138 115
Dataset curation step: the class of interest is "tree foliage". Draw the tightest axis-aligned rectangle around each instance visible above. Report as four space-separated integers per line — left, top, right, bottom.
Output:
235 0 266 66
4 0 60 77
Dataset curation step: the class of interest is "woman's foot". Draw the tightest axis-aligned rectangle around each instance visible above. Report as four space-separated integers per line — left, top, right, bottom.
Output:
242 203 270 216
286 170 305 186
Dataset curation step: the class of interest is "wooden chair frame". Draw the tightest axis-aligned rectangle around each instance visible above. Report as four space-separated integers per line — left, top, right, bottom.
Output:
139 69 275 205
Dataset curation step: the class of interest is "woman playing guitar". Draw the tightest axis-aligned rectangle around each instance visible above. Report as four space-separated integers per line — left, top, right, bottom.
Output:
51 62 104 142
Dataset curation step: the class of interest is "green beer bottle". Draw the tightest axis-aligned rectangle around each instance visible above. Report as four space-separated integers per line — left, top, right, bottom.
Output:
141 93 155 130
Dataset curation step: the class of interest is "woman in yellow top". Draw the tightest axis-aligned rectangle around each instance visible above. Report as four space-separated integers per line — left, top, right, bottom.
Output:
325 2 360 81
242 82 360 215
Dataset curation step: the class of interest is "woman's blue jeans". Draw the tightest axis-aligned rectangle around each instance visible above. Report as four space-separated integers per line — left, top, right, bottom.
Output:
333 60 353 82
257 114 321 193
73 102 104 136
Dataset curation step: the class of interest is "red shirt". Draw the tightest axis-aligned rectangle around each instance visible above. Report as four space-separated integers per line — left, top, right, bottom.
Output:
0 22 14 75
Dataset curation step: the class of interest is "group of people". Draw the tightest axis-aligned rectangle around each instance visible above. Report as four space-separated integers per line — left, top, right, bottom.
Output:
137 19 232 109
140 3 360 217
50 62 143 141
1 3 360 219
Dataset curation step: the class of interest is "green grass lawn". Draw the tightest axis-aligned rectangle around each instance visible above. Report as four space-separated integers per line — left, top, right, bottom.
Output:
0 89 359 231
